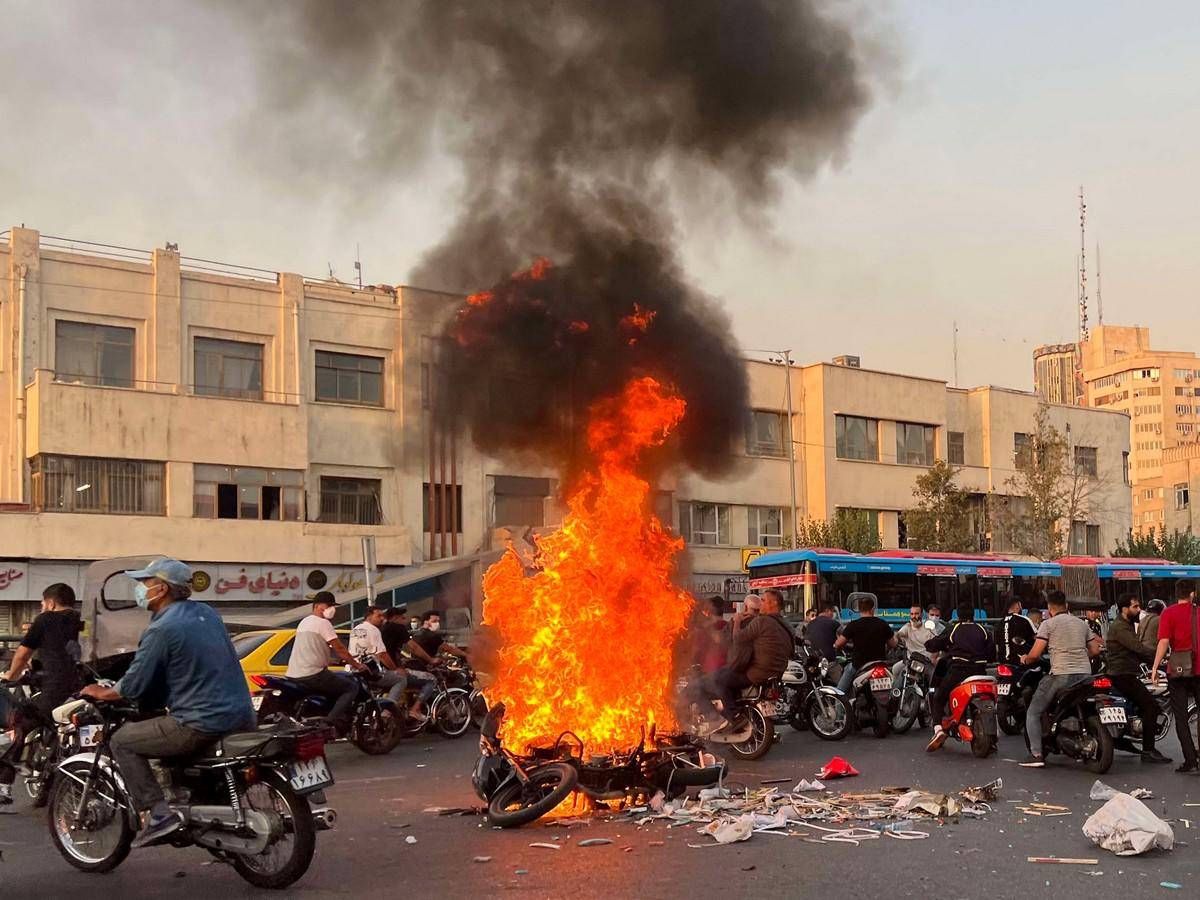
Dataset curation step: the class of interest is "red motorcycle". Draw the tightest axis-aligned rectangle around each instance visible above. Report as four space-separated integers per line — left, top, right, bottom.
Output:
938 675 999 758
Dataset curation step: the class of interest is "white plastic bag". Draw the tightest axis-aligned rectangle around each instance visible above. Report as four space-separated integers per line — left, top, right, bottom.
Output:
1089 780 1118 801
1083 793 1174 856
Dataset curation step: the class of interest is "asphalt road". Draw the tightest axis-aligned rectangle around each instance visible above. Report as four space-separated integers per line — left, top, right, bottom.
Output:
2 722 1198 899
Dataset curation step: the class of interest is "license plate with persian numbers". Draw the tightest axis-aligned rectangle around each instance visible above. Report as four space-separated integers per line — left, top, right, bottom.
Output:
1099 706 1127 725
289 756 333 793
869 677 893 692
78 724 103 748
251 694 265 711
996 683 1012 696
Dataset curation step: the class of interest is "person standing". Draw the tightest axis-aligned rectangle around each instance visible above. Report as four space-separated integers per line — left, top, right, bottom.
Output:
286 592 365 735
0 583 83 805
996 597 1036 666
1151 580 1200 774
1139 599 1165 653
1107 595 1171 764
1018 591 1103 768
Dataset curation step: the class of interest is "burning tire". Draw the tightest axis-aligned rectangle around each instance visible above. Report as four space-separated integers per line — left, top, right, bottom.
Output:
486 763 579 828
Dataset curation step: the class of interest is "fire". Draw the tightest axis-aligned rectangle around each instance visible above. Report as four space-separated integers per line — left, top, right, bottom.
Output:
481 376 694 754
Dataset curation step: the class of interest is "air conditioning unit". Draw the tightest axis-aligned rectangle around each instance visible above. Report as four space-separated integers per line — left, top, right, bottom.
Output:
833 355 861 369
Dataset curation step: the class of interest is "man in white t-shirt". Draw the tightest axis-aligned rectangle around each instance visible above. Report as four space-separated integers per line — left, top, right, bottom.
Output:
349 605 416 713
286 593 365 734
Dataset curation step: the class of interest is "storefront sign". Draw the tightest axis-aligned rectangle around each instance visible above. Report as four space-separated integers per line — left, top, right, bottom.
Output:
0 564 28 592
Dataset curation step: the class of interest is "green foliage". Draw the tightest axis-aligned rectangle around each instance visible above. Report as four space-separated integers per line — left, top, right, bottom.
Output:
1112 527 1200 564
905 459 977 553
792 508 883 555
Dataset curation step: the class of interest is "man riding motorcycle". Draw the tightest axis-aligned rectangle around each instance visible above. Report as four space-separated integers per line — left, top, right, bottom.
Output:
925 604 994 751
1107 594 1171 764
995 597 1036 666
80 557 257 848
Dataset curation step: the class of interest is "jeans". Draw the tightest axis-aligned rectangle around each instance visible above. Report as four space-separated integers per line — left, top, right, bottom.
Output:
297 669 359 731
930 662 986 727
374 669 407 705
836 663 857 695
110 715 217 812
1025 673 1092 755
694 667 751 722
1168 676 1200 766
407 670 438 706
1109 673 1160 752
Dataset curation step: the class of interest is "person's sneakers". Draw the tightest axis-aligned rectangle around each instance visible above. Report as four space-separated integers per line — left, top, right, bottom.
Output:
1018 754 1046 768
406 707 428 725
0 784 12 806
1177 763 1200 775
925 726 947 752
1142 749 1172 765
131 803 183 849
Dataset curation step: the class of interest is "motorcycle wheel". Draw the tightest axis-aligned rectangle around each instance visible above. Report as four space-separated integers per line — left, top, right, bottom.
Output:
486 763 579 829
1084 714 1115 774
873 703 892 739
231 770 317 890
47 762 135 873
351 705 403 755
433 689 472 739
727 707 774 760
893 692 918 734
805 692 850 742
970 710 998 759
469 689 489 729
997 700 1023 736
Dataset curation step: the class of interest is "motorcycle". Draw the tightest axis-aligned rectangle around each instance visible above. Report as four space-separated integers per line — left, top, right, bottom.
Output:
1024 673 1117 773
936 674 999 757
994 662 1047 736
1106 668 1198 754
252 665 404 755
775 646 850 741
46 695 333 889
891 653 932 734
401 661 474 739
473 703 726 828
848 660 898 738
2 671 66 807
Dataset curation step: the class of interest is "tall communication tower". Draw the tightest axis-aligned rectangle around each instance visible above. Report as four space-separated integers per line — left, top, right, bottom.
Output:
1096 242 1103 325
1078 186 1089 343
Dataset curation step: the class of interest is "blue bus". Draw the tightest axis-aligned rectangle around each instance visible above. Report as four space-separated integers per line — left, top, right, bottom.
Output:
1059 556 1200 611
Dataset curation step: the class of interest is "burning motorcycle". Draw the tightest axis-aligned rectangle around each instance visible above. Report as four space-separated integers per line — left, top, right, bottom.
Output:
473 703 726 828
775 646 850 741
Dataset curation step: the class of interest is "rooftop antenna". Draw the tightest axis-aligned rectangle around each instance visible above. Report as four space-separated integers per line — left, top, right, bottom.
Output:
952 320 959 387
354 243 363 289
1096 242 1103 325
1078 186 1089 343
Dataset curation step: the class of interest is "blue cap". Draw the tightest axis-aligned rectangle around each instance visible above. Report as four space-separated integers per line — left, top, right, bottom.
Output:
124 556 193 587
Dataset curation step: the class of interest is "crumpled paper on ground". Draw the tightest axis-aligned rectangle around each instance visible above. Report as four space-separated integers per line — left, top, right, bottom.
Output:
894 791 961 818
1083 794 1174 856
961 778 1002 804
700 814 754 844
794 779 826 792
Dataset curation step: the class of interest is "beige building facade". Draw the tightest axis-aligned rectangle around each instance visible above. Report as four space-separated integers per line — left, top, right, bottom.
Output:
676 358 1132 599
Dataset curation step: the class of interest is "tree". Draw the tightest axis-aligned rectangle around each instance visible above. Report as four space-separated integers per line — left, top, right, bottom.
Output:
992 404 1106 560
1112 527 1200 564
792 508 883 554
905 460 976 553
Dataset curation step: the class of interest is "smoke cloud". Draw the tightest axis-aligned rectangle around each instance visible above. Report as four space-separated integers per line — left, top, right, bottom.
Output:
226 0 884 476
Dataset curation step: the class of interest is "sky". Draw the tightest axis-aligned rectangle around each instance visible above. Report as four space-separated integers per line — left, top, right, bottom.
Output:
3 1 1200 391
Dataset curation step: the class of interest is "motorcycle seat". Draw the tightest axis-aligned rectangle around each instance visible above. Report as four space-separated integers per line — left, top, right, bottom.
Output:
192 724 300 760
960 676 996 686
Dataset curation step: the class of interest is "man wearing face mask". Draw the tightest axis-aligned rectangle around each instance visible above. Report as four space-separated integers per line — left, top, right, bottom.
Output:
0 583 83 805
80 558 256 847
286 592 365 736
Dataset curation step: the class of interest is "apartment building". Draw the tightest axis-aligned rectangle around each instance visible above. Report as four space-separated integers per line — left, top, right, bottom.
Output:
675 357 1132 602
0 227 557 632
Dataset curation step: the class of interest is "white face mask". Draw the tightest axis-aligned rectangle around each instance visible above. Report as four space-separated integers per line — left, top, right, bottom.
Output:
322 606 337 620
427 620 441 632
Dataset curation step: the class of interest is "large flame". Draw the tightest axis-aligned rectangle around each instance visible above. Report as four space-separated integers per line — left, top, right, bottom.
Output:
481 376 695 754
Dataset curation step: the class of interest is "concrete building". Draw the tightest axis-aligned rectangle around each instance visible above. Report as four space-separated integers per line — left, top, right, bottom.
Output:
1033 343 1083 406
0 227 556 632
675 357 1132 601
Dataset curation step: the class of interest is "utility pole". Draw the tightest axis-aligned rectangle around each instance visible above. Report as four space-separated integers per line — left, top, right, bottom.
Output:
1096 242 1103 325
781 351 800 546
1078 186 1089 343
952 321 959 387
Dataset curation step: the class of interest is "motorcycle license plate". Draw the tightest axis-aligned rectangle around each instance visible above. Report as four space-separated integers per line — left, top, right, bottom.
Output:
869 677 893 692
995 684 1012 696
251 694 265 711
78 725 103 748
289 756 333 793
1099 707 1127 725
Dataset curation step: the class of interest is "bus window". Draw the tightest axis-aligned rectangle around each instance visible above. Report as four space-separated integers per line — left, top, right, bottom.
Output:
820 572 860 613
1142 578 1172 608
862 573 917 620
916 575 960 619
977 577 1012 621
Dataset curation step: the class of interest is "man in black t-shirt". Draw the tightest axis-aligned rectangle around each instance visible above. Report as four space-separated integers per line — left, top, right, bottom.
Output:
805 603 841 661
1 583 82 804
380 607 411 662
833 594 897 694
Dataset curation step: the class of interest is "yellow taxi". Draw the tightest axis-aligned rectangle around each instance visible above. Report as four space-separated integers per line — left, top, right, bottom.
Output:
233 628 350 694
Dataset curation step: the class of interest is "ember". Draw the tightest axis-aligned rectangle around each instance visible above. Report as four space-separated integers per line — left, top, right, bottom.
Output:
482 376 694 755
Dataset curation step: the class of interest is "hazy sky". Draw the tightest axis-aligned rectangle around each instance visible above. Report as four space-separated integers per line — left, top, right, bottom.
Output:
3 2 1199 391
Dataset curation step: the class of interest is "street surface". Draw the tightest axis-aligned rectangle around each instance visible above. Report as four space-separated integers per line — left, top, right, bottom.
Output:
2 724 1198 898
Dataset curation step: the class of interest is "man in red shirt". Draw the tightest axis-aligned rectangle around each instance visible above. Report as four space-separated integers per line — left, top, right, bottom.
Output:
1152 579 1200 774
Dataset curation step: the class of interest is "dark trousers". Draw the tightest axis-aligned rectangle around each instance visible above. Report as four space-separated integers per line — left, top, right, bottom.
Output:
1 692 63 786
1110 673 1160 752
700 667 751 723
110 715 217 812
298 669 358 730
930 662 986 727
1168 676 1200 767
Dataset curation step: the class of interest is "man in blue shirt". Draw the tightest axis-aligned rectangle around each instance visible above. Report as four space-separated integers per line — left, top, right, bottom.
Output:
81 557 255 848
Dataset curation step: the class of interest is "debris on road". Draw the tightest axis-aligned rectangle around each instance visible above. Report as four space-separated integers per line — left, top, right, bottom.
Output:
794 779 826 792
404 836 417 845
473 856 492 863
1084 794 1175 856
961 778 1003 804
1027 857 1100 865
578 839 613 847
816 757 859 780
529 842 561 850
1091 781 1119 801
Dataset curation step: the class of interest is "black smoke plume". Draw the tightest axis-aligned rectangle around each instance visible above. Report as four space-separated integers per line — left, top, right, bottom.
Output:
227 0 882 476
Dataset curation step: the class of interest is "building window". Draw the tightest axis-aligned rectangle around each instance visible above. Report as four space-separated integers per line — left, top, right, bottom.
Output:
835 415 878 461
193 337 263 400
896 422 935 466
193 465 303 521
54 320 135 387
1014 432 1032 466
746 410 786 458
947 431 965 465
1069 522 1101 556
1176 483 1190 511
1073 446 1098 477
319 477 382 525
491 475 551 527
31 455 164 515
748 506 785 548
1122 451 1130 485
315 350 384 406
679 502 731 546
423 483 464 533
